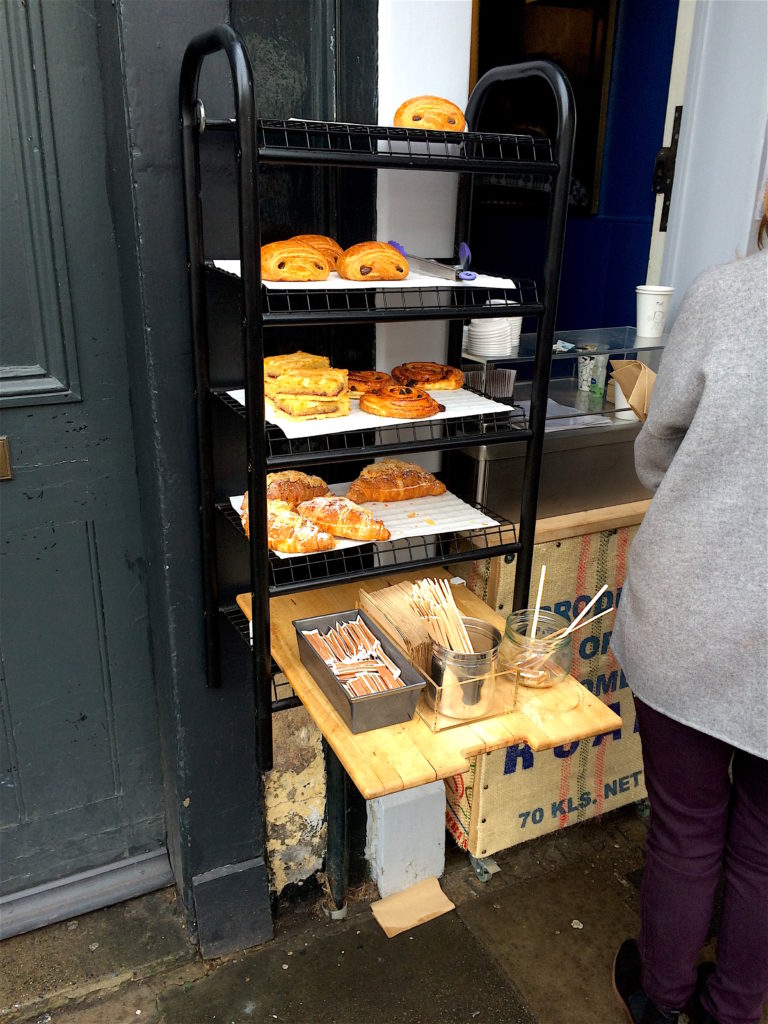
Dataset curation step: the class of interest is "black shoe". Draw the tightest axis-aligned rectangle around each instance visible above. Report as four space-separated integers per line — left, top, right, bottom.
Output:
687 962 721 1024
612 939 681 1024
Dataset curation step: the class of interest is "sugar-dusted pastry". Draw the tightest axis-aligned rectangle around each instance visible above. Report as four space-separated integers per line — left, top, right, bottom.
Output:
266 470 329 508
348 370 393 398
391 361 464 390
288 234 343 268
265 367 348 400
346 459 446 504
359 383 439 419
266 499 335 554
393 95 466 132
268 393 350 420
264 351 330 380
296 496 390 542
337 242 409 282
261 240 330 282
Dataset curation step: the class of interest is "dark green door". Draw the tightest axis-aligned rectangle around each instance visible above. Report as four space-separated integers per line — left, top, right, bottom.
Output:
0 0 165 917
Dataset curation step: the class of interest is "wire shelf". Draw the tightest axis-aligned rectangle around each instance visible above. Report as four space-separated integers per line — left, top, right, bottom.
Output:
213 390 529 468
248 119 556 173
257 279 541 326
220 604 301 711
217 503 519 596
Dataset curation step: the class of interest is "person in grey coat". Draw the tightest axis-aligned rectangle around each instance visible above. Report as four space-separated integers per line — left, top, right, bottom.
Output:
610 215 768 1024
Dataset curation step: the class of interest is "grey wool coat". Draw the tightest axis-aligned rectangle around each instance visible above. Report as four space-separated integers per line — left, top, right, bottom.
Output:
611 250 768 759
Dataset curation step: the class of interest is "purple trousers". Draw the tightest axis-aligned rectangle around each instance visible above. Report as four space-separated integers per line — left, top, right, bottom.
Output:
635 699 768 1024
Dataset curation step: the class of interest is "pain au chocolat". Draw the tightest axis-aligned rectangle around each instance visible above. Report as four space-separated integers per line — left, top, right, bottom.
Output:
393 95 466 133
337 242 409 282
261 240 330 282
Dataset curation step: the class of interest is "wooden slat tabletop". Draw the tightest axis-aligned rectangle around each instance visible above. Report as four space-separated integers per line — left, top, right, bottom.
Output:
238 569 622 800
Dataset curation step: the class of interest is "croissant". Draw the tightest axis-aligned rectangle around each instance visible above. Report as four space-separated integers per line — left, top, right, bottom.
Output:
266 499 335 553
337 242 409 282
348 370 393 397
288 234 343 268
393 95 466 132
359 383 439 419
346 459 446 504
266 471 329 508
296 496 390 542
391 361 464 390
261 240 330 282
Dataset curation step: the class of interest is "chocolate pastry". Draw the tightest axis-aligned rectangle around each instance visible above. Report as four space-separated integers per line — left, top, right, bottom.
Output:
261 240 330 282
393 95 466 132
337 242 409 282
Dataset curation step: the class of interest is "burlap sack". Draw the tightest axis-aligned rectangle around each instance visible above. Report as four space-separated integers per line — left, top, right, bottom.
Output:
447 525 646 855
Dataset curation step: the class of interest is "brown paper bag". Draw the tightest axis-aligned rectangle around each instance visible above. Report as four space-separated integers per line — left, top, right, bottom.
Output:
609 360 656 422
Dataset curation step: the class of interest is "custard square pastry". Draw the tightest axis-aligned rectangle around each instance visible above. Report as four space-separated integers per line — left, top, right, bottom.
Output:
269 393 350 421
264 367 348 400
264 351 330 380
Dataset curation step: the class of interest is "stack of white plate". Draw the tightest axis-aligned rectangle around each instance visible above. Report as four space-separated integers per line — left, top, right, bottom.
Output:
467 314 523 357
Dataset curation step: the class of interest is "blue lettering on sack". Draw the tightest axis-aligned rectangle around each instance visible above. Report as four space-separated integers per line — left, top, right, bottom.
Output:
503 743 534 774
579 634 600 660
603 770 643 800
554 600 572 620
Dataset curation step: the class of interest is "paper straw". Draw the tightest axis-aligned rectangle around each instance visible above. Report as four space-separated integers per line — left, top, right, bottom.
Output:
530 564 546 638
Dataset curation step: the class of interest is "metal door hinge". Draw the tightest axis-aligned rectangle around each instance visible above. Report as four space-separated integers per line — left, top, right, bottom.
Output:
0 438 11 481
653 105 683 232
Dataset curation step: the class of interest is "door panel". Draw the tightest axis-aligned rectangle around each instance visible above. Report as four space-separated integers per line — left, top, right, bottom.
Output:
0 0 164 897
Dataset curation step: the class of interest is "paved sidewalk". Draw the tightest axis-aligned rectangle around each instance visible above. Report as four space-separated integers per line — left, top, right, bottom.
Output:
2 804 745 1024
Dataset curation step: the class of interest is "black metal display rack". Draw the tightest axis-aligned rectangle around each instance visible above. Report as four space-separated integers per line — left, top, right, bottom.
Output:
179 26 575 772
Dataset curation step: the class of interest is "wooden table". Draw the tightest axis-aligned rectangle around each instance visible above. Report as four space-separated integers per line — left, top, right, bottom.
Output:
238 569 621 906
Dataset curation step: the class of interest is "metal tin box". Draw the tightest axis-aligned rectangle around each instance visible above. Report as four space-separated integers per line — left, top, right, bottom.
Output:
293 609 427 734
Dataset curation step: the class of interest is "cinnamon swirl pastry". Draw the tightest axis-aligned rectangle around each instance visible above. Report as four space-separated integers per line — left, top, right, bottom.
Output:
288 234 343 268
393 95 466 132
337 242 409 282
261 240 330 282
359 383 439 419
391 361 464 390
348 370 393 398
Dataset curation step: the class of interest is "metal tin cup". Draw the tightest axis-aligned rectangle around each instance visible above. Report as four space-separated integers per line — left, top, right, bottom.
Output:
428 617 502 719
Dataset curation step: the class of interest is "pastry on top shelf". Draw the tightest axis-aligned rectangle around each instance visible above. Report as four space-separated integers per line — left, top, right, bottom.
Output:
393 95 466 132
348 369 393 398
337 242 409 282
391 361 464 390
266 470 329 508
264 351 330 379
358 383 439 419
346 459 446 504
296 495 390 542
288 234 343 268
261 240 330 282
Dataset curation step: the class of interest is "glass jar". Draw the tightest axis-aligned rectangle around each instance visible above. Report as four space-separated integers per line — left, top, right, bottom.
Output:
501 609 572 690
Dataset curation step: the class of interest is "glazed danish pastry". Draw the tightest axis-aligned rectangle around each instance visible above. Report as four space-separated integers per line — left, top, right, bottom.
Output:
358 383 439 419
266 471 329 508
348 370 393 397
288 234 343 268
346 459 446 504
261 240 330 282
337 242 409 282
391 361 464 390
296 496 390 542
393 95 466 133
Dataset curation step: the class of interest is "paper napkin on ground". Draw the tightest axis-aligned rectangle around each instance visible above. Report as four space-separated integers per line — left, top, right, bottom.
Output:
610 360 656 422
371 877 455 938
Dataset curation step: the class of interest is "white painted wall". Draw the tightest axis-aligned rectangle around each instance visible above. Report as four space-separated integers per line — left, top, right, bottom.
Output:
661 0 768 322
375 0 473 373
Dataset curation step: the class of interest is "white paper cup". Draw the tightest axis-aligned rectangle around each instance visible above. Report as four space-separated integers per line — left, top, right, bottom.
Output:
612 380 638 420
636 285 674 338
576 347 609 396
